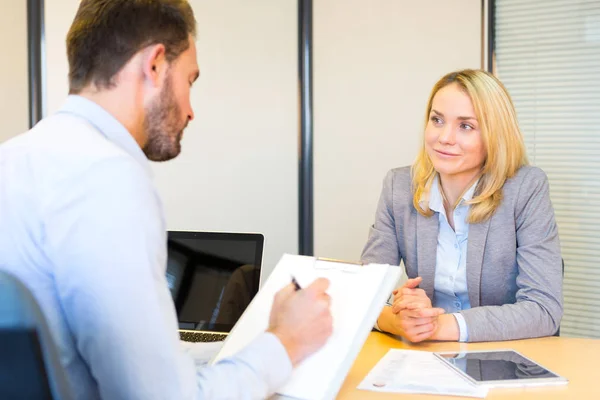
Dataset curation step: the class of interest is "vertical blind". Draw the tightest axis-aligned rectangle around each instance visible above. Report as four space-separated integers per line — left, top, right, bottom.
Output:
495 0 600 338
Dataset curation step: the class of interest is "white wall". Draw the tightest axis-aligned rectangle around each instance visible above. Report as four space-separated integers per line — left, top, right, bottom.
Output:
313 0 483 262
153 0 298 280
44 0 299 280
45 0 79 116
0 0 28 142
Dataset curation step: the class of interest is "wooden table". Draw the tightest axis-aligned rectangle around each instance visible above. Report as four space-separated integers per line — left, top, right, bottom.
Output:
336 332 600 399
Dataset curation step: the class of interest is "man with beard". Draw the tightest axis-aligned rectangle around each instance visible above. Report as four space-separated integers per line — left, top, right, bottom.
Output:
0 1 333 399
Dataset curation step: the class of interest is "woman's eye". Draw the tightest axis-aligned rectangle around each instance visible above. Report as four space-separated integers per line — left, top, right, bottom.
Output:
460 123 474 131
430 116 443 125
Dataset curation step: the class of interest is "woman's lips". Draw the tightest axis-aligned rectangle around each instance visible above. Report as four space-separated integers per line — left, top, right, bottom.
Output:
435 149 460 157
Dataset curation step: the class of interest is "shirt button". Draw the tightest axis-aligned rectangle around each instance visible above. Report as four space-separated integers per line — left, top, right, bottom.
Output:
454 302 460 308
454 244 458 249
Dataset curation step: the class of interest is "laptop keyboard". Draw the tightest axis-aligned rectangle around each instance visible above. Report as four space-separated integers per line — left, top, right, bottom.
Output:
180 331 227 343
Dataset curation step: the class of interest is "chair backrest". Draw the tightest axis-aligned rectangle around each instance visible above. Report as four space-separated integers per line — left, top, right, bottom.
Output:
0 271 72 400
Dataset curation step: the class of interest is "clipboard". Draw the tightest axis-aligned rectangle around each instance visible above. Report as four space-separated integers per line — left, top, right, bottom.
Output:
211 253 402 400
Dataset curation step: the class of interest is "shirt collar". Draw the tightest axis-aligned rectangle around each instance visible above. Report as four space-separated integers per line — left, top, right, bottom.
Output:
57 95 152 177
425 174 479 214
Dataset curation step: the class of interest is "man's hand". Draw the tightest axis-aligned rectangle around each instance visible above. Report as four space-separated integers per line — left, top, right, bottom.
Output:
267 278 333 366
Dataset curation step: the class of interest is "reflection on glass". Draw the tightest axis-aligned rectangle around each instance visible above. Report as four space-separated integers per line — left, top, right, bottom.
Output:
441 351 558 382
215 264 260 326
166 237 260 332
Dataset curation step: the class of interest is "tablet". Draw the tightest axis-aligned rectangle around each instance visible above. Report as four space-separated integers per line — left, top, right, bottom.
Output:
434 349 568 388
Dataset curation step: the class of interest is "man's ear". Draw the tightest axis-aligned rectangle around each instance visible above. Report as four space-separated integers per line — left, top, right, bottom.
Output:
142 44 168 87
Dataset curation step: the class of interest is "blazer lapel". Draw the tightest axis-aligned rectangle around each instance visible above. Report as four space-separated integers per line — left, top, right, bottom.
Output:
416 213 439 301
466 218 491 307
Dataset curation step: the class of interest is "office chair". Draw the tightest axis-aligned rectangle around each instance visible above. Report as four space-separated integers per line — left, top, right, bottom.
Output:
0 271 72 400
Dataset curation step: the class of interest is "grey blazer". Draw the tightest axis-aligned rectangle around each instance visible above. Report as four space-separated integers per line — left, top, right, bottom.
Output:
361 166 563 342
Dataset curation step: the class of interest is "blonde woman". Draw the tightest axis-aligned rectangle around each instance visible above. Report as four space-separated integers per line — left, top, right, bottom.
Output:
361 69 562 343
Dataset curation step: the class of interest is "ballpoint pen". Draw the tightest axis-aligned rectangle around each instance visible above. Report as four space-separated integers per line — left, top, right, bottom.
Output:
291 276 302 291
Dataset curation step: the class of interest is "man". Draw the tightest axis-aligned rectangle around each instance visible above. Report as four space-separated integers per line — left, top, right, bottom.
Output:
0 1 332 399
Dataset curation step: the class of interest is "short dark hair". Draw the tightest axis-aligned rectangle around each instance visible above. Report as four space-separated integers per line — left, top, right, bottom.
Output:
67 0 196 93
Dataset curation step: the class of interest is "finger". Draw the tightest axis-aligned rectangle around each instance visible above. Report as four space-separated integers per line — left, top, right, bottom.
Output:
397 310 437 324
274 283 296 304
412 321 436 336
316 300 333 321
322 313 334 334
409 305 445 316
403 306 445 318
393 302 426 314
394 278 424 302
393 294 429 307
392 300 423 314
411 316 438 326
401 277 422 289
393 287 418 302
394 300 429 313
398 317 435 334
306 277 330 294
391 295 431 313
401 287 427 297
401 304 446 318
320 292 332 308
408 327 436 343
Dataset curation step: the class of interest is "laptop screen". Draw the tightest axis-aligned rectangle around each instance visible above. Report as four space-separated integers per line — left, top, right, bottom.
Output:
166 231 264 333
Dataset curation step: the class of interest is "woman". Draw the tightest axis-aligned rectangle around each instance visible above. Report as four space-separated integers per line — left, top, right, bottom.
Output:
361 69 562 343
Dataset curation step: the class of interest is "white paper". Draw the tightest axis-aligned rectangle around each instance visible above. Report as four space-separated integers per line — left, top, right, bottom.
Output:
213 254 401 400
358 349 488 398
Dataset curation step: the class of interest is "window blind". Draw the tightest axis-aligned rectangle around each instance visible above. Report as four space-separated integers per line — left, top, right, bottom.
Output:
495 0 600 338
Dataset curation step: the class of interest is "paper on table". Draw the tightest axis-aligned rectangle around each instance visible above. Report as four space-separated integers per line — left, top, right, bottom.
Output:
358 349 488 398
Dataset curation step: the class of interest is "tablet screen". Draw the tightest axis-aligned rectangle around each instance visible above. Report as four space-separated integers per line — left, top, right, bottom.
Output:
437 350 559 383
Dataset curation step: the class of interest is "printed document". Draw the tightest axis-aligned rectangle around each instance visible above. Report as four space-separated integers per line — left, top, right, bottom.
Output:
358 349 488 398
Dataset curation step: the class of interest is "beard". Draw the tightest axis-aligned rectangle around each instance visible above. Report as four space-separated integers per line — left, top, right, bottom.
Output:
142 75 186 162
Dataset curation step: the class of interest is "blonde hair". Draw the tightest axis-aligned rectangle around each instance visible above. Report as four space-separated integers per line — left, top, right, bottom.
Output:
412 69 528 223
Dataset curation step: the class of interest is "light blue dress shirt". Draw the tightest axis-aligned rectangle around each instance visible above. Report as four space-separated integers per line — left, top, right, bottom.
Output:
0 95 291 399
428 176 477 342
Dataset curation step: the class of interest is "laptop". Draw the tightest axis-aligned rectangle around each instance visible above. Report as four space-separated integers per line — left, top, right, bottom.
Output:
166 231 264 343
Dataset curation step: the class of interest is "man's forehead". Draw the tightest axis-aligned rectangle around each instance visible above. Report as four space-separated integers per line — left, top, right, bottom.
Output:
185 40 199 69
174 41 199 73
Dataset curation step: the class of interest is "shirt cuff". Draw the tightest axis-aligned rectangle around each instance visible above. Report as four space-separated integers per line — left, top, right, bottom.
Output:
235 332 293 392
452 313 469 342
